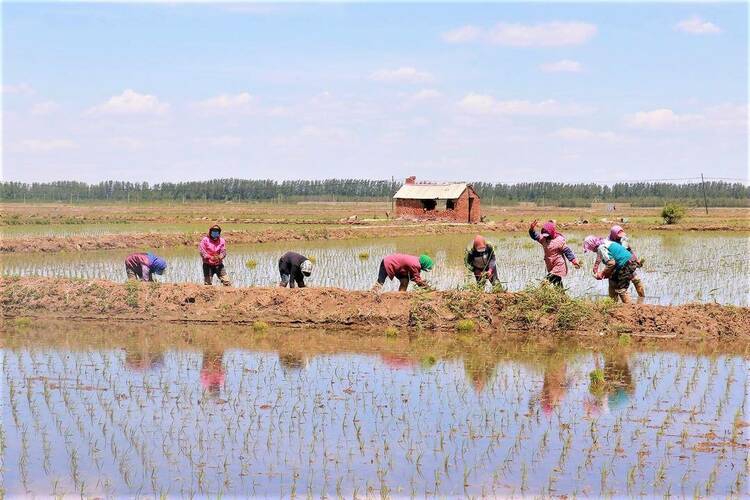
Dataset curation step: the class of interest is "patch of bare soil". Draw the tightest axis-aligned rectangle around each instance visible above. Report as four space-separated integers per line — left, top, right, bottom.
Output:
2 277 748 342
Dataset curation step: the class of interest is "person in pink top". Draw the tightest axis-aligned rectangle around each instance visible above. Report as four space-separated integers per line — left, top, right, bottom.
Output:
198 224 231 286
372 253 433 292
529 220 581 288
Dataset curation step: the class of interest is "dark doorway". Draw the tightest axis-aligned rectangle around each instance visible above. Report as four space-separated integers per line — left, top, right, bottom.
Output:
468 197 474 222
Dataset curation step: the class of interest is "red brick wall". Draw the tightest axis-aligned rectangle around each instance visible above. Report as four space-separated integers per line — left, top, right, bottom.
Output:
395 187 481 223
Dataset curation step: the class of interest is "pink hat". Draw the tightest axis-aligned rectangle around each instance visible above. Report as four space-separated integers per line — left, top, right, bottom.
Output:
583 235 604 253
541 221 558 239
609 225 625 241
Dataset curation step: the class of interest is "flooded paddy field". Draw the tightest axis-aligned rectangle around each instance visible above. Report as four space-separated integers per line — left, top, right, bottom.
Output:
2 323 747 497
2 231 748 306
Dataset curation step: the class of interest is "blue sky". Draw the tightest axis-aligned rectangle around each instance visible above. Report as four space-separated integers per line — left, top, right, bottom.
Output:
2 2 747 183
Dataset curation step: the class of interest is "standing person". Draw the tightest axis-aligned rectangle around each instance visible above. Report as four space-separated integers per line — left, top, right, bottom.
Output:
596 225 645 299
583 235 638 303
199 224 231 286
465 235 499 286
278 251 314 288
371 253 433 292
124 252 167 282
529 220 581 288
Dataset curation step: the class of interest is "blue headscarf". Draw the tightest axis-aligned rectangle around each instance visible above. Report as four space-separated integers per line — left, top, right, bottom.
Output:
147 253 167 275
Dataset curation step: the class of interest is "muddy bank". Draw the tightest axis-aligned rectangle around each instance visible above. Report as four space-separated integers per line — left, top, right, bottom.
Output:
3 220 739 254
2 277 747 342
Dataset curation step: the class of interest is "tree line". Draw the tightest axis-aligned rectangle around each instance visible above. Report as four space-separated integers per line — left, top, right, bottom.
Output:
1 179 747 206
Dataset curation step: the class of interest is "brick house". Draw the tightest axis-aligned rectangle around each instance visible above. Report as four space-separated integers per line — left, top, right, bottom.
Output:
393 176 481 223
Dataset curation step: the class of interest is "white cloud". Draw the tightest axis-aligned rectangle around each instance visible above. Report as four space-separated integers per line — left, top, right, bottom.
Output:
540 59 582 73
675 16 722 35
552 128 623 142
369 67 435 84
411 89 443 100
441 25 482 43
2 83 34 95
627 104 747 131
90 89 168 115
625 108 702 130
30 101 60 116
195 92 255 112
457 93 592 116
18 139 77 152
442 21 597 47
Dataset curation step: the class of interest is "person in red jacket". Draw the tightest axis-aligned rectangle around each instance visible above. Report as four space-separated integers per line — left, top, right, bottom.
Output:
371 253 433 292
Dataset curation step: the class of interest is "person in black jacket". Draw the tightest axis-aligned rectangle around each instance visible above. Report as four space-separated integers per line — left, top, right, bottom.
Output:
278 251 314 288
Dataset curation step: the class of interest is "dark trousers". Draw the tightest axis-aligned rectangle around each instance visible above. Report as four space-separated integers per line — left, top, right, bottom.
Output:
472 264 499 284
545 273 563 288
377 260 410 291
203 263 230 286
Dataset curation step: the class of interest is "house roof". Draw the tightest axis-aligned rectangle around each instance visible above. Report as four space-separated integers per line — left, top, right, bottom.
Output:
393 182 470 200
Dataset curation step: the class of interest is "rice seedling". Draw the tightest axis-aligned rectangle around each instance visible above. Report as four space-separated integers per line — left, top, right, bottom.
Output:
2 231 747 305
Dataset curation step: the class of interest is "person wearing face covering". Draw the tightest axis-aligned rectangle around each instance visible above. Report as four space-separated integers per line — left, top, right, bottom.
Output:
593 225 645 299
465 235 498 285
529 219 581 288
199 224 231 286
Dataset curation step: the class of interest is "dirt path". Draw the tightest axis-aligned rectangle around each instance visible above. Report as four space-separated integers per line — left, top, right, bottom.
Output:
1 220 742 254
2 277 748 342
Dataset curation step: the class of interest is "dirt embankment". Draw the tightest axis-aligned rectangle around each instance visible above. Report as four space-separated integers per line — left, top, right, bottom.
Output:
3 220 738 254
0 222 524 253
2 277 748 342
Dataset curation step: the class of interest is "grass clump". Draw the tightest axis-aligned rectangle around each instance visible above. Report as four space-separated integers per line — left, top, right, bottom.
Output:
307 255 317 264
358 251 370 260
245 259 258 269
510 283 593 330
13 317 32 329
124 280 139 308
618 333 632 346
589 368 607 389
456 319 476 333
252 321 269 333
420 355 437 368
661 202 686 224
384 326 398 338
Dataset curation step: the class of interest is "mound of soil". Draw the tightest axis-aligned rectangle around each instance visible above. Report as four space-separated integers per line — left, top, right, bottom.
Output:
2 277 747 342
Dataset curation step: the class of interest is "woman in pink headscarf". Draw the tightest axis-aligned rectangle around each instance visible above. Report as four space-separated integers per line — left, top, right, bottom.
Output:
529 219 581 288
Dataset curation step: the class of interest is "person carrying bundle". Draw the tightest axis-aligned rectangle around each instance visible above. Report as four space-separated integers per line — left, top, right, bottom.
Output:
465 235 498 285
372 253 433 292
278 251 314 288
124 252 167 282
529 220 581 288
583 235 639 303
199 224 231 286
594 225 645 299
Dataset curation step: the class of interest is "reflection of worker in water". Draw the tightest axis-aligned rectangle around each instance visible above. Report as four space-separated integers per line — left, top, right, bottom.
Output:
585 352 634 416
278 352 306 372
380 353 417 371
540 359 569 416
464 358 497 393
200 350 226 397
124 346 164 372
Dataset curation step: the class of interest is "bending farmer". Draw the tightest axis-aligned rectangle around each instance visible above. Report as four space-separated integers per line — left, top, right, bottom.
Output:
125 252 167 282
465 235 498 285
594 225 645 299
372 253 433 292
529 220 581 288
278 251 314 288
199 224 231 286
584 235 639 303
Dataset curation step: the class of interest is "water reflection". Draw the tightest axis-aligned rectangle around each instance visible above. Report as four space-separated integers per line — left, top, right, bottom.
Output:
2 325 747 497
